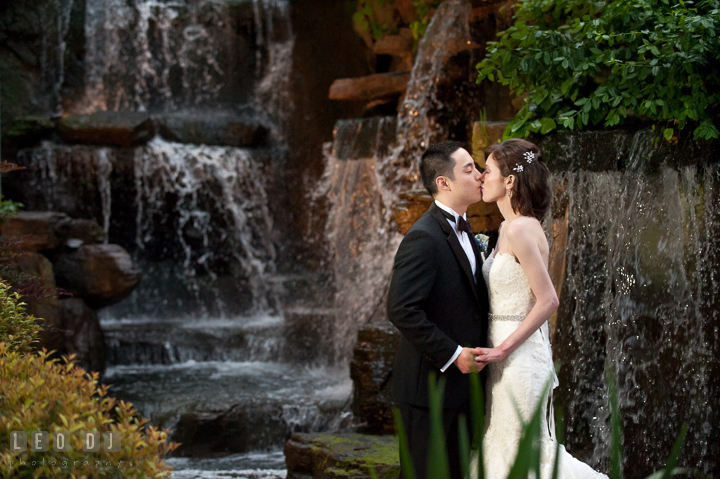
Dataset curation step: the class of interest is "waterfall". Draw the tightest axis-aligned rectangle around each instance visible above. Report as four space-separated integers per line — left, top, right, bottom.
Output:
133 138 278 314
379 0 472 201
317 117 402 361
17 138 279 316
545 130 720 476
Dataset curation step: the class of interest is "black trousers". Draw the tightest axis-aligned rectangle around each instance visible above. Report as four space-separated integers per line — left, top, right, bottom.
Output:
397 400 472 479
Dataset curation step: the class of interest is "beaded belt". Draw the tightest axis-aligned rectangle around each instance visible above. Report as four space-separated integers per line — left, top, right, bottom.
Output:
488 313 525 322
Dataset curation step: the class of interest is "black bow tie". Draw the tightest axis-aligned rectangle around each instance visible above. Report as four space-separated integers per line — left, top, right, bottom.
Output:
440 209 473 236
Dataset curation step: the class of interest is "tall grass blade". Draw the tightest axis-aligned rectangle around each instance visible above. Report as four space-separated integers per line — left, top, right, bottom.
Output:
470 371 485 479
369 465 380 479
652 423 688 479
606 368 623 479
459 414 471 478
428 372 450 479
393 406 417 479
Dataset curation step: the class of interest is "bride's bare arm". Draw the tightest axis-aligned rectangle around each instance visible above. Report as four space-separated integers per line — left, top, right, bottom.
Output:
475 218 558 363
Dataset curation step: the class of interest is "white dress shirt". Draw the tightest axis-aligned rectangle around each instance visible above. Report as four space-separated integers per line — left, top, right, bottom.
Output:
434 200 476 372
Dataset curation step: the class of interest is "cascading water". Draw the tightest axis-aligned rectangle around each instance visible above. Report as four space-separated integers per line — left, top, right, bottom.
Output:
317 116 401 361
7 0 350 476
379 0 471 199
80 0 228 112
544 130 720 477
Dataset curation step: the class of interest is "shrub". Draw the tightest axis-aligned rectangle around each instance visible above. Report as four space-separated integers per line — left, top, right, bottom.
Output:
476 0 720 141
0 281 41 354
0 283 178 478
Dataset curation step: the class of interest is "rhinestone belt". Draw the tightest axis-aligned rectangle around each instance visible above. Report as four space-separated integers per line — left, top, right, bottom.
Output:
488 313 525 322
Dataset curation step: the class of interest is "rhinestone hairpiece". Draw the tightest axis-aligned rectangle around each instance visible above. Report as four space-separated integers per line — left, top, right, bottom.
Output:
524 151 535 163
513 164 524 173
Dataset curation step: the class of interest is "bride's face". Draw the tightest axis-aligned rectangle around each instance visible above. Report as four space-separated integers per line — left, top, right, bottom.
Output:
482 155 510 203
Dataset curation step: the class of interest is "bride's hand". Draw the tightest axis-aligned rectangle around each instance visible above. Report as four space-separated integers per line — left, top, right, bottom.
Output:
474 347 506 364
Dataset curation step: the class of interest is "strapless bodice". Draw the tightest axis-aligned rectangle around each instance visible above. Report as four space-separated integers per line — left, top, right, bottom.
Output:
481 251 536 318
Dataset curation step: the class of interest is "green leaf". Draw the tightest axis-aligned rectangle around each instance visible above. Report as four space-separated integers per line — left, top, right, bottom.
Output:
540 117 557 134
663 128 674 141
393 407 417 479
470 371 486 479
427 373 450 479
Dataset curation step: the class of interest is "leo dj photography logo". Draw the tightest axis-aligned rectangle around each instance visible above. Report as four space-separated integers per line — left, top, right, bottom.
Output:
9 430 121 452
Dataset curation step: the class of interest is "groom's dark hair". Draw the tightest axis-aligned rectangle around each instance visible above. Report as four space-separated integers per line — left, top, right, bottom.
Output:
420 141 463 196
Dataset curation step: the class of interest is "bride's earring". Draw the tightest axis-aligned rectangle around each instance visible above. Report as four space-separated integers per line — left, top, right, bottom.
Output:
506 189 511 197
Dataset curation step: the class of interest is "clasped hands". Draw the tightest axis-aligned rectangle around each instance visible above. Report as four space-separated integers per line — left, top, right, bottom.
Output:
454 346 506 374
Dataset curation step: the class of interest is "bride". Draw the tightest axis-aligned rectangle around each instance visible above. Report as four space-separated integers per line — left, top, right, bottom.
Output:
472 138 607 479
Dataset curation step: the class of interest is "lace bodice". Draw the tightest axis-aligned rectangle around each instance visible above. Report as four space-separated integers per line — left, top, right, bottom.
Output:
481 251 536 317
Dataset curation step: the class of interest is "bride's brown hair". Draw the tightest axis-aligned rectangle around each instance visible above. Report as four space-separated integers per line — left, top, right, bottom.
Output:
486 138 551 221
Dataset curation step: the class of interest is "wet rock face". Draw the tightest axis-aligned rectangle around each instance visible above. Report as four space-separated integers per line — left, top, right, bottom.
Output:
53 244 140 309
59 111 155 147
282 307 339 364
350 321 400 434
284 432 400 479
156 111 270 147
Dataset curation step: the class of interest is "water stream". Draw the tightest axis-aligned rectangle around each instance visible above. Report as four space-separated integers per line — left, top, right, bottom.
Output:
544 131 720 476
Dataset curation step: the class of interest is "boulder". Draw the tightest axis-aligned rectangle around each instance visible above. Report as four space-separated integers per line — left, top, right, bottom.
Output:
285 432 400 479
329 72 411 102
373 29 413 72
53 217 106 247
394 189 503 235
0 211 106 252
0 211 67 251
156 111 270 147
35 297 106 374
350 321 400 434
10 251 56 290
373 30 413 57
53 244 140 308
58 111 155 147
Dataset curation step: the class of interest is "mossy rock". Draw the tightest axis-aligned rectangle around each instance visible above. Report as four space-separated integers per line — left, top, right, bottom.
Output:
285 432 400 479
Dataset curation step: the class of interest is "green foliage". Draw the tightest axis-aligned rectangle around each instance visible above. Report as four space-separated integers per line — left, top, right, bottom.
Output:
0 281 179 478
353 0 395 42
0 196 22 224
409 0 442 44
0 281 40 353
427 373 450 479
476 0 720 140
351 0 441 44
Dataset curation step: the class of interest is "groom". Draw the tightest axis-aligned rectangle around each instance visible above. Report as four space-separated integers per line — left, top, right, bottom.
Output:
387 141 489 479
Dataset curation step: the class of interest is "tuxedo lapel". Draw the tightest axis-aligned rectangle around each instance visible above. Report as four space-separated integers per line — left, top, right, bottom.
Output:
429 204 479 302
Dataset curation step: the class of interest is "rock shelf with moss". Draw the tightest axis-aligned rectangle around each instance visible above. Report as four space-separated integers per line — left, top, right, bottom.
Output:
284 432 400 479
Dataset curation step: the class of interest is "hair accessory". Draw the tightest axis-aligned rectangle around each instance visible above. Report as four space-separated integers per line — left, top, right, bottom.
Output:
523 151 535 163
513 164 525 173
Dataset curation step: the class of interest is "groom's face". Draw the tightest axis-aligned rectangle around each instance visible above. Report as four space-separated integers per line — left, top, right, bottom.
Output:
447 148 484 206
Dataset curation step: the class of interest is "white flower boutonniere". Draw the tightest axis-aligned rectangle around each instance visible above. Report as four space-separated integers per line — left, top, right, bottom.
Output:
474 233 490 261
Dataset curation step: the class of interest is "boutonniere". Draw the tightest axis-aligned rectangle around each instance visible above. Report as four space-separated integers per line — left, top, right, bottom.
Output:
474 233 490 261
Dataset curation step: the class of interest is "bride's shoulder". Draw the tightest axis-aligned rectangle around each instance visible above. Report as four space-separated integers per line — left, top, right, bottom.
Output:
505 216 542 238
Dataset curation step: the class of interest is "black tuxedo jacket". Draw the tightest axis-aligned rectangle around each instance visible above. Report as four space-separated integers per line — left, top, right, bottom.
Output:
387 202 489 408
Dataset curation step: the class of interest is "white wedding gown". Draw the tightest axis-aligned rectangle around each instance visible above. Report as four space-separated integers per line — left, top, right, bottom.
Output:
471 250 608 479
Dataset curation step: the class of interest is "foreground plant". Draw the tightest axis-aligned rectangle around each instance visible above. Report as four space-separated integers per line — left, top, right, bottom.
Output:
387 366 690 479
0 281 178 478
477 0 720 141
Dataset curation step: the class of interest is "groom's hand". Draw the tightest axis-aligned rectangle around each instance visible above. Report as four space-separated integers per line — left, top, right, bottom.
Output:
454 347 483 374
